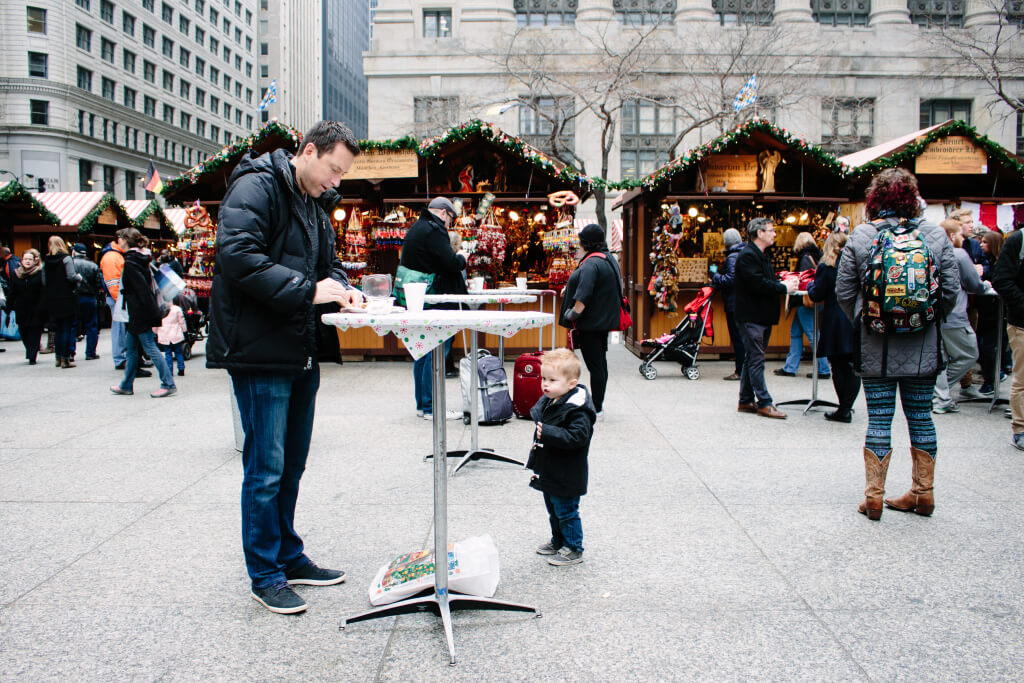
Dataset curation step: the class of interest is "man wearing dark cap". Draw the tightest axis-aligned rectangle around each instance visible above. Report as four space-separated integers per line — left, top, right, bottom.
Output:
399 196 468 420
71 243 103 361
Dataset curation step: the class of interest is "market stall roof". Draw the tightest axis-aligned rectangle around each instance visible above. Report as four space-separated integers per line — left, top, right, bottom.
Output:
622 118 849 200
161 121 303 204
841 119 1024 201
164 207 188 235
122 199 174 238
31 191 132 234
0 180 61 229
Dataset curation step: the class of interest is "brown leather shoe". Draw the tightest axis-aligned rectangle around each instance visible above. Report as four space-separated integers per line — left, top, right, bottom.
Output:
884 447 935 516
859 448 892 521
757 404 787 419
723 372 741 381
737 402 758 414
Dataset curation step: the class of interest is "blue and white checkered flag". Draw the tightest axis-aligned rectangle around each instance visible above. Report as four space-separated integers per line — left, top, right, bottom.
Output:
733 75 758 112
257 79 277 112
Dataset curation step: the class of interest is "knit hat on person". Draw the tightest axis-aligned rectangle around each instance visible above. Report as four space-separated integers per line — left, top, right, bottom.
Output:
428 196 457 219
723 228 742 247
579 223 606 251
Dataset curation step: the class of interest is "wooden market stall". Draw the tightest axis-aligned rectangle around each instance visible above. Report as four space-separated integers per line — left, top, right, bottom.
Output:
122 199 177 248
842 119 1024 230
0 180 61 256
613 119 851 358
30 190 134 261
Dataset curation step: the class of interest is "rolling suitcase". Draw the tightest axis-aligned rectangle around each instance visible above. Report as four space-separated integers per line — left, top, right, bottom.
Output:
512 351 544 419
460 350 513 425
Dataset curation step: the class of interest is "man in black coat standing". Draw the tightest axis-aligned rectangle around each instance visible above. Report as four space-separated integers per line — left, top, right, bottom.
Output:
207 121 363 615
734 217 798 419
399 196 468 420
991 227 1024 450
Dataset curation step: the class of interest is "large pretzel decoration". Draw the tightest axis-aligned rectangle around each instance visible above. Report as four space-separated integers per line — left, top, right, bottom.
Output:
547 190 579 207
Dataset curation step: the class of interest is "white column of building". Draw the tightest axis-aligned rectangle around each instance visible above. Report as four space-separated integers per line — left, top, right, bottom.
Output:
577 0 615 22
675 0 715 22
869 0 912 24
963 0 1002 26
774 0 814 22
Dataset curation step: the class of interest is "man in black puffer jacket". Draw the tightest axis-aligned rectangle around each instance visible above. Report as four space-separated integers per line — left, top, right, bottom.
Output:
207 120 363 615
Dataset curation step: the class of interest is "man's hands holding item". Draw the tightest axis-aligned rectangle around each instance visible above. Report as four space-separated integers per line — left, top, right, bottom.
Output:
783 277 800 294
314 278 364 307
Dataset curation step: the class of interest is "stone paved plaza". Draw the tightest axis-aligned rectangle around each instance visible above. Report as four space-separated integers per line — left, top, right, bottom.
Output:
1 331 1022 681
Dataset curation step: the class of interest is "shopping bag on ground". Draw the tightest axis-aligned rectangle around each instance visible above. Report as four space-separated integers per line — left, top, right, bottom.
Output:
368 533 501 606
0 310 20 341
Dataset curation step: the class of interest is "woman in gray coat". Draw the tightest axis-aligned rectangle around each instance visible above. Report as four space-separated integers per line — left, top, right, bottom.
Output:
836 168 960 521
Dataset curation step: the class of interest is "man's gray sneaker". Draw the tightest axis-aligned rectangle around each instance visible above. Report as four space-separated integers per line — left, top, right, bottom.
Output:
252 581 307 614
932 401 959 414
959 386 987 401
285 561 346 586
536 541 559 556
547 547 584 566
1013 433 1024 451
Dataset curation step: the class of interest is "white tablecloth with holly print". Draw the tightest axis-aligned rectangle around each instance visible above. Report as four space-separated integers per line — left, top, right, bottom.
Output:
322 309 554 361
423 293 536 306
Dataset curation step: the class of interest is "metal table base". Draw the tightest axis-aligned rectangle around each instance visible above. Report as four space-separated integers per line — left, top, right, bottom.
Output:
342 344 539 664
778 302 839 415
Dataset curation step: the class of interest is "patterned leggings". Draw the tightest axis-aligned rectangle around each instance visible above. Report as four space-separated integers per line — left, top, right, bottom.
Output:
862 377 938 460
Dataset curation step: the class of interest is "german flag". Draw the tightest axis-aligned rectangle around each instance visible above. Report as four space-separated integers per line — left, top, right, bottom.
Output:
144 161 163 194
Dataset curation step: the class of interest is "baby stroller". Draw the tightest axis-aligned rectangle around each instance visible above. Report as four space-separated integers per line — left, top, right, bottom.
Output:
175 288 206 360
638 286 714 381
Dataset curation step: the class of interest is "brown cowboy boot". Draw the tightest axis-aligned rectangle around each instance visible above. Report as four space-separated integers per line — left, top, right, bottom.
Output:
884 447 935 516
858 447 892 521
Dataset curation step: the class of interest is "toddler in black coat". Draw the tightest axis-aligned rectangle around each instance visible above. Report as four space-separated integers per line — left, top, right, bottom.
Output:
527 348 597 566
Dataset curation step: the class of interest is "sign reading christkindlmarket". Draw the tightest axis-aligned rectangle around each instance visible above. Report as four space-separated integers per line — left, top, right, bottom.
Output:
346 150 419 180
915 136 988 175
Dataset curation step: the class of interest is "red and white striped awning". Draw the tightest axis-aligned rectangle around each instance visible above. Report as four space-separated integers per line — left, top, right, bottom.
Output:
120 199 155 221
573 218 623 252
164 208 188 235
30 191 106 228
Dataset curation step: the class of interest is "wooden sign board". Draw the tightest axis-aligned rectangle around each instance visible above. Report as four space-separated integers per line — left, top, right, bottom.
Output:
915 136 988 175
345 149 419 180
705 154 758 192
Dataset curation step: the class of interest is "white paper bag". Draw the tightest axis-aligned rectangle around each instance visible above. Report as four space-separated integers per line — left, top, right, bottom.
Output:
368 534 501 606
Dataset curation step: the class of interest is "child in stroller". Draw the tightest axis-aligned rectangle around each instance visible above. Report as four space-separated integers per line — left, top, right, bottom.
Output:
175 288 206 360
638 286 714 380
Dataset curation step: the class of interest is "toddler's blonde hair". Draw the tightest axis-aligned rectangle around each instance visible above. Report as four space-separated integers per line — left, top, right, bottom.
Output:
541 348 581 380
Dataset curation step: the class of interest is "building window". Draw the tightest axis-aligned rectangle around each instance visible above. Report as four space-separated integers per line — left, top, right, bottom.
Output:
102 77 116 100
246 88 253 104
223 18 230 34
223 102 231 119
260 41 268 55
180 111 191 130
125 169 136 200
712 0 774 25
163 104 174 123
27 7 47 33
28 52 48 78
210 95 219 114
196 0 205 14
196 88 206 106
180 15 190 33
104 165 116 193
234 27 241 43
143 24 155 47
234 55 242 71
260 63 268 77
1017 109 1024 156
161 2 173 23
142 0 154 11
920 98 972 127
518 96 576 162
246 114 253 129
614 0 677 25
414 96 459 136
122 11 135 34
101 0 114 23
224 130 232 144
102 38 116 63
196 118 206 137
80 160 94 191
163 70 174 91
77 66 93 91
514 0 576 25
223 46 231 62
180 47 191 67
162 37 174 58
196 57 206 77
821 97 875 155
811 0 869 25
144 95 156 117
235 109 242 125
423 9 452 37
620 98 675 179
29 100 49 126
235 0 242 16
245 36 252 51
210 7 219 24
144 60 156 82
211 124 220 142
196 26 205 45
76 0 90 9
180 80 191 99
211 37 219 55
210 66 219 84
123 49 136 73
124 86 136 109
223 74 231 90
909 0 965 28
246 8 252 24
76 24 93 51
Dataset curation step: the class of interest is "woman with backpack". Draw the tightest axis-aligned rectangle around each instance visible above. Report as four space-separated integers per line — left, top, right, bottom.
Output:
836 168 960 521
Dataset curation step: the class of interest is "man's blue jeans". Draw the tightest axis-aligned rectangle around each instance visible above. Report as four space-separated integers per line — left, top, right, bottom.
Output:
120 331 175 390
106 296 126 366
412 337 453 414
543 492 583 552
783 306 831 375
75 296 99 358
231 366 319 590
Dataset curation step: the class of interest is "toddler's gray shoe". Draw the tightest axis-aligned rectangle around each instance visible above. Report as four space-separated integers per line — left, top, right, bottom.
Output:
536 541 559 555
547 547 584 566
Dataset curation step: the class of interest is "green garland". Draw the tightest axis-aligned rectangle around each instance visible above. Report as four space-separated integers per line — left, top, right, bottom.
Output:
0 180 61 227
850 119 1024 177
640 118 848 193
78 193 132 234
129 200 172 233
417 119 592 192
359 135 418 152
162 121 302 196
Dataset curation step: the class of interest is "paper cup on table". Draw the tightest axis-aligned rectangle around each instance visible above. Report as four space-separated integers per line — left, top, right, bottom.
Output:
470 277 485 291
516 276 528 290
404 282 427 311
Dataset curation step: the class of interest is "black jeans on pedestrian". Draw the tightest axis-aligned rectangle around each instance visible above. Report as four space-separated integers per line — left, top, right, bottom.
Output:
725 310 745 374
20 324 43 363
828 353 861 414
738 321 773 407
977 300 1010 385
574 329 609 413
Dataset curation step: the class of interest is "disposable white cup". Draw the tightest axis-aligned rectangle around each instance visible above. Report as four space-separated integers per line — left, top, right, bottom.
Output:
516 277 528 290
470 277 485 291
404 282 427 312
